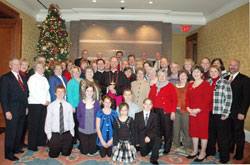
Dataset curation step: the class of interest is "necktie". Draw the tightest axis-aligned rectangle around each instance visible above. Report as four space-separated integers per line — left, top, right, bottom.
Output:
59 102 64 133
228 75 234 83
145 114 149 126
17 75 26 93
117 63 121 71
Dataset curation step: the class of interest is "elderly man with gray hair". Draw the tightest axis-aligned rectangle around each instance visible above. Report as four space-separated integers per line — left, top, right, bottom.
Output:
1 58 29 161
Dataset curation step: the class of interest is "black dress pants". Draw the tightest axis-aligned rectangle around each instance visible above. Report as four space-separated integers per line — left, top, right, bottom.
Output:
140 136 162 162
78 132 97 155
49 131 73 158
207 114 230 162
4 103 25 158
28 104 47 151
20 115 28 147
229 113 245 158
154 108 173 153
73 111 79 143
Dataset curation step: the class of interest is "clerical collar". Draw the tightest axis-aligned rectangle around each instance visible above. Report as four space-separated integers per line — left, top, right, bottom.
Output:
111 70 117 73
98 70 104 73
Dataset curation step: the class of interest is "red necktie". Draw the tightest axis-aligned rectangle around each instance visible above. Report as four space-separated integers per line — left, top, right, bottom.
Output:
17 75 26 93
117 63 120 71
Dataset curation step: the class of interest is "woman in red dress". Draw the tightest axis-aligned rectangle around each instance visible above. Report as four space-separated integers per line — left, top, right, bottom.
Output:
185 65 211 162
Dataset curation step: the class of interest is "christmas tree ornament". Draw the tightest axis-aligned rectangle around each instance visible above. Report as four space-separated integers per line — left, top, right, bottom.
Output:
36 3 69 74
42 46 47 51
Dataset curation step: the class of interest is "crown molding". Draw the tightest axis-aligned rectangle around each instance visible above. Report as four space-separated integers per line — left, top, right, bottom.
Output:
36 8 205 25
7 0 249 27
205 0 249 23
6 0 38 18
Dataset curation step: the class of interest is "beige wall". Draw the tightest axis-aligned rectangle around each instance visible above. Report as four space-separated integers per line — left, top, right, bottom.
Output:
172 34 186 68
2 0 40 66
188 3 250 130
70 20 172 61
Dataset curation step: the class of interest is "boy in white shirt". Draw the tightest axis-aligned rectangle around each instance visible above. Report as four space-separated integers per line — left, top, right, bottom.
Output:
45 85 75 158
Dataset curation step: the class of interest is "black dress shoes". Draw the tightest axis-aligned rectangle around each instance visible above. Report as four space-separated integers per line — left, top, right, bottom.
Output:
6 155 19 161
14 149 24 154
150 160 159 164
163 150 170 155
233 155 243 160
28 147 38 152
194 155 207 162
20 143 27 148
186 152 199 159
219 160 229 164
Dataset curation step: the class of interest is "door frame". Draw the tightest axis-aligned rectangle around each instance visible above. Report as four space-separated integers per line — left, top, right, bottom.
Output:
0 2 22 127
186 33 198 63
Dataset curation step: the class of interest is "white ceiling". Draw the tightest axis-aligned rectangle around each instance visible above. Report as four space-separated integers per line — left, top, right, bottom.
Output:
6 0 249 33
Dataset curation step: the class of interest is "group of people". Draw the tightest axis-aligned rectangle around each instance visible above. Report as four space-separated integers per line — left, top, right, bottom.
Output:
0 49 249 164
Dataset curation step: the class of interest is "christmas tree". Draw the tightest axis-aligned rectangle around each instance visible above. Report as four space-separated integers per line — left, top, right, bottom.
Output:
36 4 69 66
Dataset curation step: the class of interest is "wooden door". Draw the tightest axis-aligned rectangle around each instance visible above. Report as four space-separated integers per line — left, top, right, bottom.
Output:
0 2 22 127
186 33 198 63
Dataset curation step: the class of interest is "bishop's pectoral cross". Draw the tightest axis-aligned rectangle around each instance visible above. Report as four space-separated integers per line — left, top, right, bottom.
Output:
109 71 118 90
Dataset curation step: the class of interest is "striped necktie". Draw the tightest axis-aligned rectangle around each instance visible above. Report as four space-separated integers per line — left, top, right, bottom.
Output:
145 114 149 126
17 75 26 93
59 102 64 133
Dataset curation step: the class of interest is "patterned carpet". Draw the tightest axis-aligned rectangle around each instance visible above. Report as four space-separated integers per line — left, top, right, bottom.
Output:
11 143 230 165
0 131 249 164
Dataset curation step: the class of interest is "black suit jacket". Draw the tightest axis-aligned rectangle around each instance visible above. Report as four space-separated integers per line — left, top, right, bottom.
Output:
100 71 130 96
134 111 160 147
94 71 104 84
0 71 28 115
74 57 90 67
225 73 250 116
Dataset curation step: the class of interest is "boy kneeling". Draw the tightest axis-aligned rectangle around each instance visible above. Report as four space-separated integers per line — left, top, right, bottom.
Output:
134 98 162 164
45 85 75 158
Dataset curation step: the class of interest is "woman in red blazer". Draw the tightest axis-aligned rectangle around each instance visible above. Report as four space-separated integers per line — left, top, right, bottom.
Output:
185 65 212 162
148 69 178 155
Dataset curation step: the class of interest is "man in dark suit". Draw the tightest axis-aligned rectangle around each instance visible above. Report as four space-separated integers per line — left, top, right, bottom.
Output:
49 63 67 102
160 57 171 77
225 59 250 160
1 58 29 161
74 49 90 67
94 59 105 84
152 51 161 70
135 98 162 164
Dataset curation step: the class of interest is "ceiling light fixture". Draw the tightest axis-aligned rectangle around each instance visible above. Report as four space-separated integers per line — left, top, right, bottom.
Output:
121 0 125 3
149 1 153 4
92 0 96 2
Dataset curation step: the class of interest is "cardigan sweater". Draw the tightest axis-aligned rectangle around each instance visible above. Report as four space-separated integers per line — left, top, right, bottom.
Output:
149 83 177 114
77 100 100 129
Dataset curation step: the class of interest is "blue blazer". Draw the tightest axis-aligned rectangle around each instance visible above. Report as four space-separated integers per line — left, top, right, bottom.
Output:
49 74 67 102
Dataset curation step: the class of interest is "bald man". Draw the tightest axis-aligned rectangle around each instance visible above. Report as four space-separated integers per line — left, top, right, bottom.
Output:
224 59 250 160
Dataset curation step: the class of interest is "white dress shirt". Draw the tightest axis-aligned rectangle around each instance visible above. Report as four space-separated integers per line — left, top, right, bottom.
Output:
45 99 75 140
143 111 151 121
11 70 22 82
229 72 239 82
58 75 66 88
28 73 51 104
